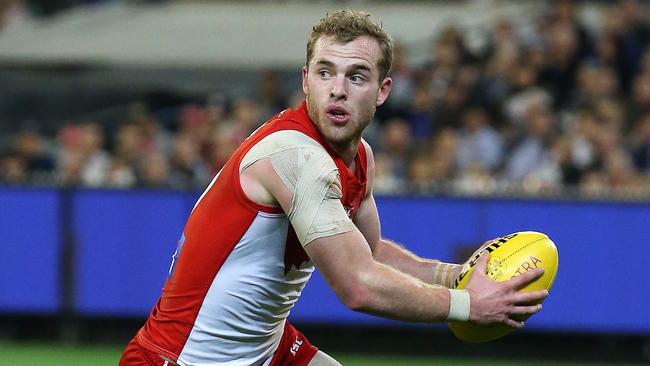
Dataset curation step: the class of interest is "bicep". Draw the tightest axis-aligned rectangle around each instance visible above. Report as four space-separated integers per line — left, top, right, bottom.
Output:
250 147 356 246
355 139 381 252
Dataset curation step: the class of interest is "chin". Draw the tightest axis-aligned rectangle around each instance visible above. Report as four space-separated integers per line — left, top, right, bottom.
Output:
326 129 358 146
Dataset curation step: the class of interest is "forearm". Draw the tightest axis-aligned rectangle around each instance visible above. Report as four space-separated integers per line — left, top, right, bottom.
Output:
372 239 461 288
352 259 453 323
306 230 470 324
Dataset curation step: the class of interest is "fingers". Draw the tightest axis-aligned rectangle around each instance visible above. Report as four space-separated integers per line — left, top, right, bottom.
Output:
509 304 543 315
507 267 544 290
512 289 548 304
473 251 490 275
503 319 525 329
472 240 492 257
481 239 495 250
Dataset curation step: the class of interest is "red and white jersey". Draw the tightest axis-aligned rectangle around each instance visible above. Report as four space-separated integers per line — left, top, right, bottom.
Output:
136 102 368 365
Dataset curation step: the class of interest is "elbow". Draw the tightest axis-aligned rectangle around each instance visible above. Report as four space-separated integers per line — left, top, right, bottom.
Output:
342 288 372 312
338 272 374 312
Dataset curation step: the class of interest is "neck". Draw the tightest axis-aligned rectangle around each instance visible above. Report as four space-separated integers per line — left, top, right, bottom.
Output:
327 139 359 168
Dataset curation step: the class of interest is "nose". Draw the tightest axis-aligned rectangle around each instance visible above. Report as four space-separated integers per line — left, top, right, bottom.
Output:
330 75 347 100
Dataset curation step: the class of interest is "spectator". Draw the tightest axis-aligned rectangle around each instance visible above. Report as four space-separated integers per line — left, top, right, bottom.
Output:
378 117 413 180
178 104 214 165
114 123 144 168
538 18 584 109
105 156 136 188
570 110 599 170
0 152 27 184
548 136 581 186
602 148 641 192
257 69 288 121
579 169 608 198
373 152 404 195
504 105 560 186
455 108 504 174
574 64 620 109
139 151 172 189
77 122 110 187
56 124 84 186
605 0 650 94
384 43 415 117
432 80 470 130
429 128 458 187
169 133 210 190
15 129 56 182
407 149 435 193
429 26 466 93
129 104 172 156
407 87 436 140
219 98 261 146
454 163 497 196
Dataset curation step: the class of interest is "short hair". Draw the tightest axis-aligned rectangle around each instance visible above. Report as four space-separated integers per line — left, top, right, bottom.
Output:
306 10 393 82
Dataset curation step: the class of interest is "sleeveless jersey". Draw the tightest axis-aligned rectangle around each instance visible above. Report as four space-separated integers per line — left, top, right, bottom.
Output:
136 101 368 365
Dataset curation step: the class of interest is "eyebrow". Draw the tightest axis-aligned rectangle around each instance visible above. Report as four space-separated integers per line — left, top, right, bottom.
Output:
314 59 372 74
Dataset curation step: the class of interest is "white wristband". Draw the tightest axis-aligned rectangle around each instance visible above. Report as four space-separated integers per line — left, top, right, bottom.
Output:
446 289 471 322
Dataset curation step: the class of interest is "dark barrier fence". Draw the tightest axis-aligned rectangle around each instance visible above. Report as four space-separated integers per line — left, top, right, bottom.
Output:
1 187 649 335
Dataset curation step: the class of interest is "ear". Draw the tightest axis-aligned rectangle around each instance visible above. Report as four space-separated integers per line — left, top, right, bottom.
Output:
376 77 392 106
302 66 309 95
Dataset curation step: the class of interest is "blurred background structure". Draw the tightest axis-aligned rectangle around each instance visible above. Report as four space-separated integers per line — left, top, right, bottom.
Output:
0 0 649 365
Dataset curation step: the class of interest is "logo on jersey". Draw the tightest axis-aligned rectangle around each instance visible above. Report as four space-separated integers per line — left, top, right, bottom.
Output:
290 337 303 356
167 233 185 281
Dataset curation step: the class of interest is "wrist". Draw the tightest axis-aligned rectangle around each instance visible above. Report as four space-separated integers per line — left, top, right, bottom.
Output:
446 289 471 322
432 262 462 288
450 264 462 288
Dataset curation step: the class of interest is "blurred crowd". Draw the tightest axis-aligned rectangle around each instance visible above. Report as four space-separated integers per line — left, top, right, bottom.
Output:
1 0 649 199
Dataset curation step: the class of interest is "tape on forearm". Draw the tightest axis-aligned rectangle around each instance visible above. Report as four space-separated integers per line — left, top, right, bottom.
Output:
432 262 461 288
446 289 470 322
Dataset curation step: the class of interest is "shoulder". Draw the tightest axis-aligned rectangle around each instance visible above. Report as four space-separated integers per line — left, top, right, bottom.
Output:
262 131 334 166
242 130 337 175
360 138 375 166
239 130 338 209
360 138 375 176
360 138 375 197
259 130 323 151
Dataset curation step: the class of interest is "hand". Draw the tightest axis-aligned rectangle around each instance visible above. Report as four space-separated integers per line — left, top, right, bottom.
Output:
451 239 496 288
464 252 548 329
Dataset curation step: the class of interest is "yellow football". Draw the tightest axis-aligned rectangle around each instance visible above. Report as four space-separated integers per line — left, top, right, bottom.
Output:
449 231 559 343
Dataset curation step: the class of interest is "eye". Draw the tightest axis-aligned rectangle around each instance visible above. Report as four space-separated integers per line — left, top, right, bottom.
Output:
319 70 331 78
349 74 366 84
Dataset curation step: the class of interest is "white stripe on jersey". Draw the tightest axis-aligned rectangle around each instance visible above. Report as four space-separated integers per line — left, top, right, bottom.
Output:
177 211 314 366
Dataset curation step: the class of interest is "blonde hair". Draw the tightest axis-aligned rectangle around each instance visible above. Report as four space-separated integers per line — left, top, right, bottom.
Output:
306 10 393 81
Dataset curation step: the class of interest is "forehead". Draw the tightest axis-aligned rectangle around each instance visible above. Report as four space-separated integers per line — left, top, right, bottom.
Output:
311 35 381 70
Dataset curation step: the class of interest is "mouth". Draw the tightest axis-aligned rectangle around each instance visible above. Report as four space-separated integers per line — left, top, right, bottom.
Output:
325 105 351 125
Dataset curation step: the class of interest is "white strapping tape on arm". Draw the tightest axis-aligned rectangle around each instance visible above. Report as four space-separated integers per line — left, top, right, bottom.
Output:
240 130 356 246
273 147 355 245
285 149 336 237
446 289 471 322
